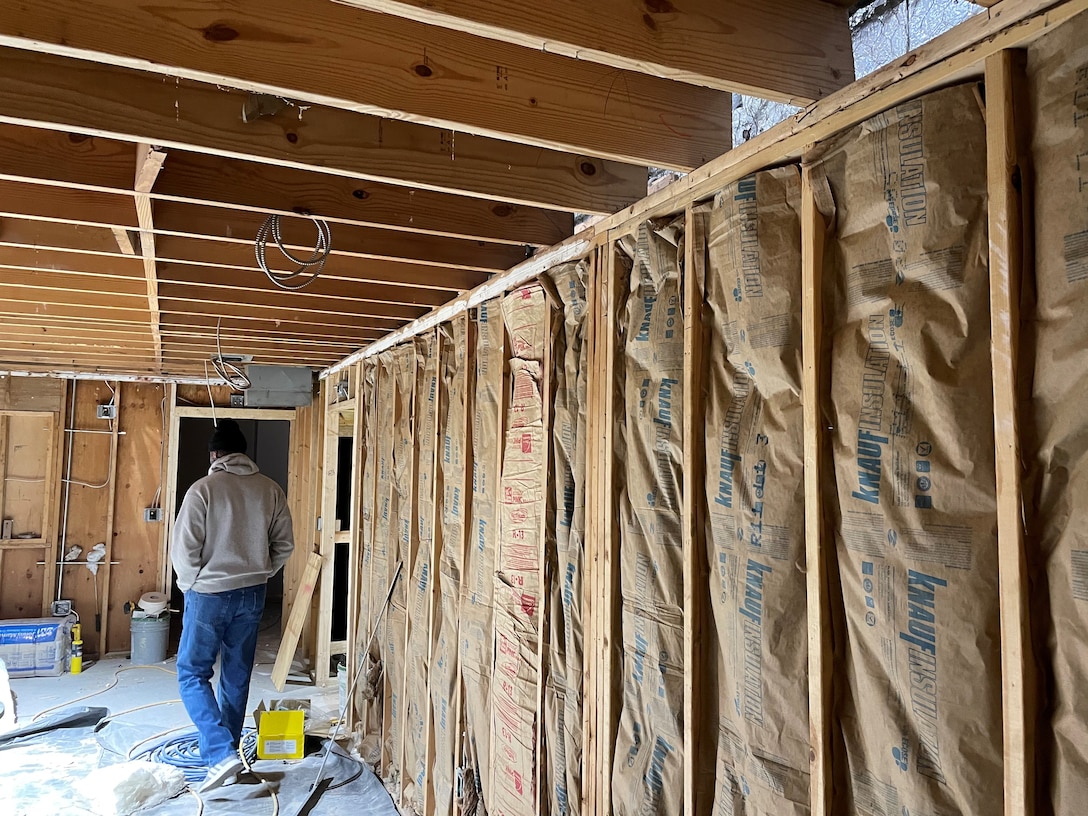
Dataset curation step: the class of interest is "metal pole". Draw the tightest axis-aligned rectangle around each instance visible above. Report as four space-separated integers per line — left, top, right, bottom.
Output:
56 380 77 601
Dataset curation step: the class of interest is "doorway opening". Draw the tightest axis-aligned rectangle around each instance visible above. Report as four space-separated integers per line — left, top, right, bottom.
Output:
168 417 292 649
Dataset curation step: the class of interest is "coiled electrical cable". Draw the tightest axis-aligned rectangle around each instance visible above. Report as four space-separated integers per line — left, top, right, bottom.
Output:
254 214 331 291
134 729 260 785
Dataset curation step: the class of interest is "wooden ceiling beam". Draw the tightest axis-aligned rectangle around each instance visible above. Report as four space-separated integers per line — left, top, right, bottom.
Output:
151 151 571 247
154 236 489 291
154 207 522 272
0 269 149 299
0 146 570 246
160 297 409 331
4 325 157 347
0 49 646 214
135 143 169 367
0 0 732 170
0 179 137 228
161 314 389 343
0 245 144 278
158 282 429 321
0 209 520 274
335 0 853 102
0 301 153 325
0 218 123 256
157 264 457 308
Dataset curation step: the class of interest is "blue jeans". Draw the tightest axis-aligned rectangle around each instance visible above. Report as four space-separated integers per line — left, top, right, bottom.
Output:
177 584 266 765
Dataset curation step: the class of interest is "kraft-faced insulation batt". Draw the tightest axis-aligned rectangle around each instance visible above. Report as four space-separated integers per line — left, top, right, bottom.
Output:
404 333 439 811
1025 12 1088 814
431 317 470 816
612 218 685 816
812 83 1002 815
695 167 810 815
543 261 590 816
491 284 550 816
460 299 505 816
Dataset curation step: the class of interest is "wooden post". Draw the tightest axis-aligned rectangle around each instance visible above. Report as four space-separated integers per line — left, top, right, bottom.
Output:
598 240 621 816
419 335 442 816
161 383 180 594
98 381 121 653
801 165 832 816
985 48 1035 816
682 204 708 816
398 339 421 808
40 392 68 615
347 362 366 730
316 377 339 686
535 291 556 816
582 243 602 816
452 312 473 816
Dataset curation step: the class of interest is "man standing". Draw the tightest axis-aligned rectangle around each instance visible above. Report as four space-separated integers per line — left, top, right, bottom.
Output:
171 418 294 792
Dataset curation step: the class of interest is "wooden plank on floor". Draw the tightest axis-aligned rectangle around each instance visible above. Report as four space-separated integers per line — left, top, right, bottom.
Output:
985 47 1035 816
272 549 325 691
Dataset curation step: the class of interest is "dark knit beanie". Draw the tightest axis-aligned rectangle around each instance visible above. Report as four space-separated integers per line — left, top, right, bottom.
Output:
208 418 247 455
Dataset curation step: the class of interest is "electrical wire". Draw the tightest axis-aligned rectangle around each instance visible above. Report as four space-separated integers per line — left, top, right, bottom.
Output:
151 388 167 510
255 214 331 291
203 360 218 426
210 317 251 392
30 664 178 721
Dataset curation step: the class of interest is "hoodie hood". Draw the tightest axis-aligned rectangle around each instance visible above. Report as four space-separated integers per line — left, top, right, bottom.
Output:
208 452 260 476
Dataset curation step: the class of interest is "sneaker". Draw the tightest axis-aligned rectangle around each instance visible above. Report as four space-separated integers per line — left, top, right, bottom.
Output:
198 755 244 793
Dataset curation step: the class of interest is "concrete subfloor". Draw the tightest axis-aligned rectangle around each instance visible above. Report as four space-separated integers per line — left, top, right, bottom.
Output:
0 607 397 816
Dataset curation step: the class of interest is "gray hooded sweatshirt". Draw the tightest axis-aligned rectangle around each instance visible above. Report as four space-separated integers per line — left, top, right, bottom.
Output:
171 452 294 593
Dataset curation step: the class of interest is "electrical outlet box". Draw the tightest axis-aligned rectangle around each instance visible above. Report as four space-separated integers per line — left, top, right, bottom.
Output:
50 600 73 617
230 394 245 407
96 404 117 420
144 507 163 522
1 519 12 539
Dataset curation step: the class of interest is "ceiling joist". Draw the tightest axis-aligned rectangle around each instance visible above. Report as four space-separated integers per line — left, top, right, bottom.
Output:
0 0 732 170
334 0 854 102
0 49 647 214
0 131 572 247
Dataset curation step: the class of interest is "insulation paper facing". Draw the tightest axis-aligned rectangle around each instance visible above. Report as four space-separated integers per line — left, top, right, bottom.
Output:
812 83 1002 816
695 167 810 815
612 217 686 816
1026 12 1088 814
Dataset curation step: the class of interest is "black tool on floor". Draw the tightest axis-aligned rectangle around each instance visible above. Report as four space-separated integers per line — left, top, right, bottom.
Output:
286 560 403 816
0 706 108 748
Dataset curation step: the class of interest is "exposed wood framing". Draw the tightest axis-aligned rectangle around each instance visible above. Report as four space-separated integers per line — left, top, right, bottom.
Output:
0 0 732 170
581 243 605 816
135 146 167 366
273 550 325 691
97 381 122 655
347 363 366 726
597 243 621 816
801 165 832 816
334 0 854 103
681 203 709 815
323 0 1088 377
985 48 1036 816
0 49 647 215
